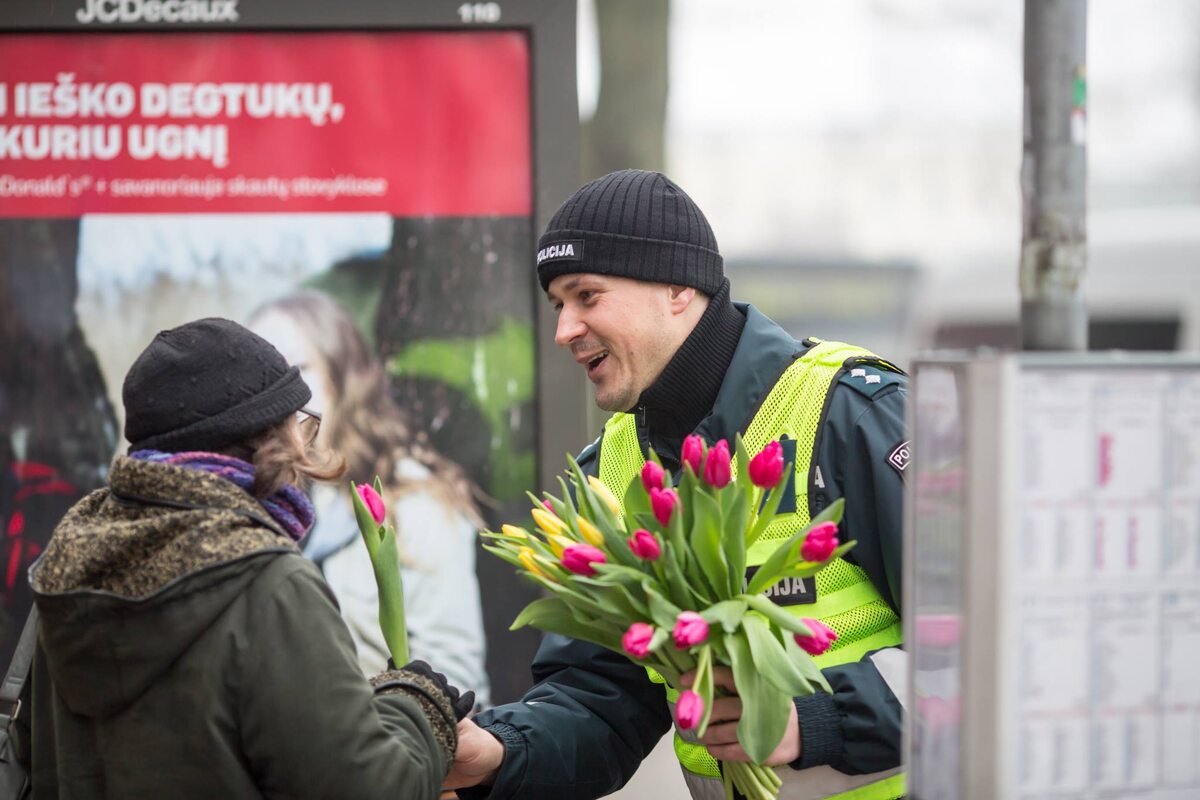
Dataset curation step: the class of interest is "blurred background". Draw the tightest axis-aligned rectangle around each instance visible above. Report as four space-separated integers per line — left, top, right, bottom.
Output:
589 1 1199 795
577 0 1199 368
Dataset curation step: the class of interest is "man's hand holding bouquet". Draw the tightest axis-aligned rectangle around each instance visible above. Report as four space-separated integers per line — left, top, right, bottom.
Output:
483 435 850 799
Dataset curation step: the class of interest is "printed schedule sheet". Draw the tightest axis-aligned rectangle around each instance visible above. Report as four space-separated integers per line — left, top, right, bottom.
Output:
1016 368 1200 800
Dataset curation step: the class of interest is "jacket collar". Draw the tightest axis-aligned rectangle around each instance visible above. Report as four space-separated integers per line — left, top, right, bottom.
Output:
690 303 807 447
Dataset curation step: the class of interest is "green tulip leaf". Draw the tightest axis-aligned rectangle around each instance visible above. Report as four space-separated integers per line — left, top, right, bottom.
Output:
371 525 409 665
734 433 754 498
746 499 846 595
623 472 652 522
725 631 792 764
481 543 524 568
784 633 833 694
573 576 649 619
661 544 702 609
741 594 815 636
743 614 813 697
689 489 731 600
511 597 622 652
644 581 684 630
700 599 748 634
555 476 580 520
724 485 749 597
677 467 699 533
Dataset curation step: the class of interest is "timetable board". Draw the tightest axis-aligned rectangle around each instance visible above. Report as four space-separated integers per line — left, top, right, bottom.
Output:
907 354 1200 800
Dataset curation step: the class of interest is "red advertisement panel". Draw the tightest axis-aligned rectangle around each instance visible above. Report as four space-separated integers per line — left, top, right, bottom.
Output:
0 31 531 215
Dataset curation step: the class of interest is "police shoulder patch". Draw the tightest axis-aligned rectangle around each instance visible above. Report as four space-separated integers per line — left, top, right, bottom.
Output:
886 439 911 477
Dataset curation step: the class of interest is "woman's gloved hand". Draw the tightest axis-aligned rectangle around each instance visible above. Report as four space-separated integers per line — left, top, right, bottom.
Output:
371 659 468 768
392 659 477 721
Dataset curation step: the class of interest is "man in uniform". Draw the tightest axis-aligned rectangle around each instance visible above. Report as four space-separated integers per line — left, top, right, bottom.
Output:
448 169 908 800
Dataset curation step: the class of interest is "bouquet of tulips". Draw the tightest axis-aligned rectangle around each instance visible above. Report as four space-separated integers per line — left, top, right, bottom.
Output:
482 435 852 800
350 478 410 666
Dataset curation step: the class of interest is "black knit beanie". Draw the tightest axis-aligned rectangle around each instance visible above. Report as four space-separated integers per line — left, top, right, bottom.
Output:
122 317 311 453
536 169 724 295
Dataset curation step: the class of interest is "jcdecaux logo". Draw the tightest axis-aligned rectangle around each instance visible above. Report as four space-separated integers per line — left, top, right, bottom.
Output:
76 0 239 24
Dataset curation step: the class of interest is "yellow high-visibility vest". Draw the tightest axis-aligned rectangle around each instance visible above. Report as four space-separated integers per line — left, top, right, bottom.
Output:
597 340 905 800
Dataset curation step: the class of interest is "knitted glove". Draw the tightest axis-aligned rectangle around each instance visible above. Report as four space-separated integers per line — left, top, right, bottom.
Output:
370 662 459 768
387 658 476 721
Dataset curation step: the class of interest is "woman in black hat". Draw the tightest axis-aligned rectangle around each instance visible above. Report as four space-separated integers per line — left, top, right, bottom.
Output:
16 318 462 799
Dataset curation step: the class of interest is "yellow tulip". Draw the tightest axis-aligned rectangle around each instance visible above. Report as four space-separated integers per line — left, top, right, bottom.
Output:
532 507 569 538
518 547 551 580
501 524 530 540
546 534 575 558
587 475 622 516
575 516 605 547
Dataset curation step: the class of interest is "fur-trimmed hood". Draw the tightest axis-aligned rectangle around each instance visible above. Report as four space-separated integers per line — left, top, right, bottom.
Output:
30 456 298 719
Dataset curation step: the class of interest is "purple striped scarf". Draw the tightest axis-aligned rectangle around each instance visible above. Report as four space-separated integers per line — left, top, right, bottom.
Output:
129 450 313 542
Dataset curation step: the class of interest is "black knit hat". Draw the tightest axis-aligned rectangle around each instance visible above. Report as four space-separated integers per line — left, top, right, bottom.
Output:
536 169 724 295
122 317 311 453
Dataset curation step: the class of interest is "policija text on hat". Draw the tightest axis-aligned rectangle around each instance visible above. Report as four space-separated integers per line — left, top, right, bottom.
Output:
446 170 909 800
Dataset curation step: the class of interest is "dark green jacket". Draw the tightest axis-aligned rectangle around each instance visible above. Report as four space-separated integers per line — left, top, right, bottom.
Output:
18 457 455 800
468 304 907 799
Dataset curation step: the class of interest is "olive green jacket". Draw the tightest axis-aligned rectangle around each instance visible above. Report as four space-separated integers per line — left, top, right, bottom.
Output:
18 457 454 799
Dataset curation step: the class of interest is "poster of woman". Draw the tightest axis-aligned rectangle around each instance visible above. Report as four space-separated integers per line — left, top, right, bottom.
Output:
0 26 546 703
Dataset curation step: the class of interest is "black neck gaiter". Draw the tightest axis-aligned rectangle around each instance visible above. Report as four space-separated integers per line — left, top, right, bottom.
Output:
636 279 745 466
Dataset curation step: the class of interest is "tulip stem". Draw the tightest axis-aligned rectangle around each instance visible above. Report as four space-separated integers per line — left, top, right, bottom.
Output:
725 761 779 800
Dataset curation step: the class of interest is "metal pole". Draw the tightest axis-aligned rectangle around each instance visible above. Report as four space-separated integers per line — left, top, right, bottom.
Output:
1020 0 1088 351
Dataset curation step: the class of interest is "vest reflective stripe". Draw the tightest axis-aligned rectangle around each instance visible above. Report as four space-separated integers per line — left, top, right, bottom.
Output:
597 340 904 800
671 758 905 800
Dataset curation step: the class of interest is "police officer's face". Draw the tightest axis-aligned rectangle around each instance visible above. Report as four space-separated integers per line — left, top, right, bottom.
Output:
548 273 688 412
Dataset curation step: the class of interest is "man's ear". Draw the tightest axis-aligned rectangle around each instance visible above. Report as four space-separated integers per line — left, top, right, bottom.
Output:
666 284 697 315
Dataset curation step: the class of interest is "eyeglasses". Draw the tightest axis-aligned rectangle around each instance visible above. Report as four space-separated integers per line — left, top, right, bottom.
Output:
297 407 322 446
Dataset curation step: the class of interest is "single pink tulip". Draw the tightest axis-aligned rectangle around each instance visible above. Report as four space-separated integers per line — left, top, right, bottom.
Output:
800 521 840 562
561 543 606 576
649 487 679 527
794 618 838 656
748 440 785 489
628 529 662 561
356 484 386 525
681 434 705 475
675 690 705 731
673 611 710 648
641 460 665 493
543 499 557 515
622 622 655 658
702 439 732 488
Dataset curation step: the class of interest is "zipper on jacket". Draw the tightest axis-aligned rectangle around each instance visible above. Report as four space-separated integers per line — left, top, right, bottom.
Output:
636 404 650 458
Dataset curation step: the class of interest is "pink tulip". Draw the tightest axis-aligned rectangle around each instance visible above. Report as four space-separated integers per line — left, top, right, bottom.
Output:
702 439 732 488
800 521 839 562
681 434 705 475
561 543 606 576
675 690 705 731
748 440 785 489
543 499 557 515
628 529 662 561
356 484 386 524
794 619 838 656
673 611 709 648
622 622 655 658
649 487 679 527
641 460 665 493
